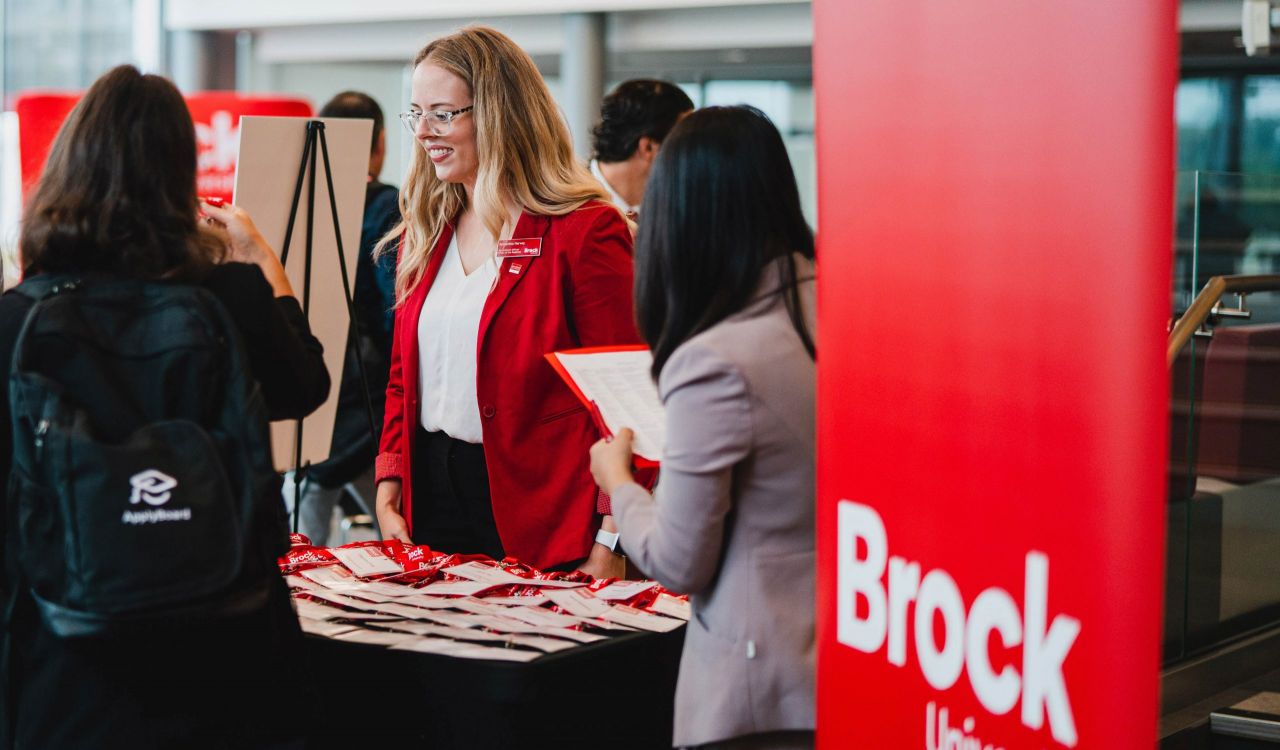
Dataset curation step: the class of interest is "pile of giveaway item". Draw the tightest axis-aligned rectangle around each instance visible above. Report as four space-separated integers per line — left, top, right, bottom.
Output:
280 535 689 662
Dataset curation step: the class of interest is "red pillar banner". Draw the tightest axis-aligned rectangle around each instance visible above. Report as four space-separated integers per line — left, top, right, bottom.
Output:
14 91 311 205
813 2 1177 749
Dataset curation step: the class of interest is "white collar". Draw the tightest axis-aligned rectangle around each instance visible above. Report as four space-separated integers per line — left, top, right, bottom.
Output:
590 159 640 217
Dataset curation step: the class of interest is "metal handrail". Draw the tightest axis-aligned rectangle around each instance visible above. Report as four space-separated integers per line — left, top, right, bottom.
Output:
1168 274 1280 367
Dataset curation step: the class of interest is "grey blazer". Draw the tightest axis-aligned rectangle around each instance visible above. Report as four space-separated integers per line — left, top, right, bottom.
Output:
612 257 816 748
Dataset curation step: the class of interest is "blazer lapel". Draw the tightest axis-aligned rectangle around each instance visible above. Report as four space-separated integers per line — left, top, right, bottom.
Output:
477 211 550 349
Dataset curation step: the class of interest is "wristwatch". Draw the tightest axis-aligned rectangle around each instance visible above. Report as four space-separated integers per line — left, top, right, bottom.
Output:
595 528 621 553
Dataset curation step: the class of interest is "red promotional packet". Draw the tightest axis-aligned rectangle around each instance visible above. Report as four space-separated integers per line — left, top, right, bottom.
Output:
278 545 340 574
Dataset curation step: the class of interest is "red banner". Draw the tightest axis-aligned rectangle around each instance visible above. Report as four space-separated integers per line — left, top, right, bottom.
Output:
14 91 311 205
184 93 313 202
13 94 77 203
813 1 1176 749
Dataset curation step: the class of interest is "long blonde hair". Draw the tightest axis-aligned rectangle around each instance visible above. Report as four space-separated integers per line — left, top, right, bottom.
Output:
378 26 613 304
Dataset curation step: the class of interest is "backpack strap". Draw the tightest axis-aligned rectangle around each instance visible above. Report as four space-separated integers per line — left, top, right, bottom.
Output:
10 275 82 303
7 276 89 380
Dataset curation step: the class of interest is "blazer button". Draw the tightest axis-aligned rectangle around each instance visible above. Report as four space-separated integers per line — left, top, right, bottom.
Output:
481 405 496 419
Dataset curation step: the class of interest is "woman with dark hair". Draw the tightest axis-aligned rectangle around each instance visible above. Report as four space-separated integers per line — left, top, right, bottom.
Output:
590 106 816 750
0 65 327 749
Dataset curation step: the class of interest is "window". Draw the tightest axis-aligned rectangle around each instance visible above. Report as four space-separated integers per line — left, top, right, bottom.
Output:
3 0 134 101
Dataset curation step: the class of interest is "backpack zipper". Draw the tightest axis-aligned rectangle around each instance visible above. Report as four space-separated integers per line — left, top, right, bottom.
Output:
34 418 49 460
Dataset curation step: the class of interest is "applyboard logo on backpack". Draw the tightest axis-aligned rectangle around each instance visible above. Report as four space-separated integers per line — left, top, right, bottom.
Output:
121 469 191 525
130 469 177 505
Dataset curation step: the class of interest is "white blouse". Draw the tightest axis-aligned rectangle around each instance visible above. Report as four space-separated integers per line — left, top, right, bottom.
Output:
417 234 498 444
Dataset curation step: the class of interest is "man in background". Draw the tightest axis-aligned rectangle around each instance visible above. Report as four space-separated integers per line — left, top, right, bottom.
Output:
286 90 400 544
590 79 694 221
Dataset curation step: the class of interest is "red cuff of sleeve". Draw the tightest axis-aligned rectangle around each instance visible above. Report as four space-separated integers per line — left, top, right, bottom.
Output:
376 452 404 482
596 488 613 516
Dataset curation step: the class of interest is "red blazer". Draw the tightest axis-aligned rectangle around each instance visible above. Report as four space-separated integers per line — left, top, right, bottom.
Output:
376 201 640 569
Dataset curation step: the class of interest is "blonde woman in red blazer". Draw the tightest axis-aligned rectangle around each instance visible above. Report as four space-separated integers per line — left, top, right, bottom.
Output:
374 26 637 576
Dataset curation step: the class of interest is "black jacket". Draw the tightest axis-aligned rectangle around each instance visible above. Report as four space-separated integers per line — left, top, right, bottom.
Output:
0 262 328 750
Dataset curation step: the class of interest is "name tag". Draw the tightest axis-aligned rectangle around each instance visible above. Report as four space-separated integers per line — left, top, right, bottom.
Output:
496 238 542 258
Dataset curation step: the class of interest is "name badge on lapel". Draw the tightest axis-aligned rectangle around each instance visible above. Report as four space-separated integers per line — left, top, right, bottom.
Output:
496 238 542 258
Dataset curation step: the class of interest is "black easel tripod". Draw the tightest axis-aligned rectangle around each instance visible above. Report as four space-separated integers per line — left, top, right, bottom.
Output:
279 119 380 535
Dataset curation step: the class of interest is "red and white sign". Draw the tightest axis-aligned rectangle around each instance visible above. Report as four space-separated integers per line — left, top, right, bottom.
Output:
813 1 1176 748
184 93 312 202
13 90 311 205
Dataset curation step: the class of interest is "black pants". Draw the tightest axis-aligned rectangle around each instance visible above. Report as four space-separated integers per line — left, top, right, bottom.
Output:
410 428 505 559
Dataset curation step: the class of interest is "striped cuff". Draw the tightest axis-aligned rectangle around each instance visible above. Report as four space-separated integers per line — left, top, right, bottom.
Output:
596 488 612 516
375 452 404 482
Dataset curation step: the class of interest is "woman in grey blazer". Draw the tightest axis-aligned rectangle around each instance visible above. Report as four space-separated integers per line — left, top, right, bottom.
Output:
590 106 816 750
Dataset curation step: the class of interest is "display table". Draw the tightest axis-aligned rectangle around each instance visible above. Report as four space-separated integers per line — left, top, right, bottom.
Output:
305 625 684 749
281 540 687 749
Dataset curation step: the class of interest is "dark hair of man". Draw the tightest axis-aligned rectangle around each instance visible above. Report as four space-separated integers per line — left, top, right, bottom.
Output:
591 79 694 163
319 90 385 153
635 105 815 379
20 65 223 280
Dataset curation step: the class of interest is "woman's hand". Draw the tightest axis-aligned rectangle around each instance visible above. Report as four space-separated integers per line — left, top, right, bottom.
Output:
589 427 636 496
200 200 268 263
200 200 295 298
375 479 412 543
583 433 634 579
578 541 626 580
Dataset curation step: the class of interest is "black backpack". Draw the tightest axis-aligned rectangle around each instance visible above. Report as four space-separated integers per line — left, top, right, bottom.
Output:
6 275 287 637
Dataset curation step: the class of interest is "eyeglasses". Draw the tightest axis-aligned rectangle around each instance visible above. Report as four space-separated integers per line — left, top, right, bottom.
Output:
399 105 474 136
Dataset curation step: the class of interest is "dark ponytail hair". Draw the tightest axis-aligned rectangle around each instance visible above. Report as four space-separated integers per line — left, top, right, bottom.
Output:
634 105 815 379
20 65 223 280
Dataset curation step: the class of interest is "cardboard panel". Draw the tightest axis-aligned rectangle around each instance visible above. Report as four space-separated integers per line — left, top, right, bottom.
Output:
234 115 373 471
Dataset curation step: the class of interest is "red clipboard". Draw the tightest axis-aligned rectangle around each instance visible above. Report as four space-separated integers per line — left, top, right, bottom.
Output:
545 345 660 468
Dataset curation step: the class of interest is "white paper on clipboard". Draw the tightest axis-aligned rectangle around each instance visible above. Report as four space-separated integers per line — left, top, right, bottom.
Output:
549 348 665 461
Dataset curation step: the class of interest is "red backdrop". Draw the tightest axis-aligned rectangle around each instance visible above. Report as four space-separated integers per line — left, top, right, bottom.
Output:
813 1 1176 748
13 94 77 203
14 91 311 205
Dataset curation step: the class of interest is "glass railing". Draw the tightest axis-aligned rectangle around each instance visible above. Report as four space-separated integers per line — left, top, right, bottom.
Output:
1167 171 1280 663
